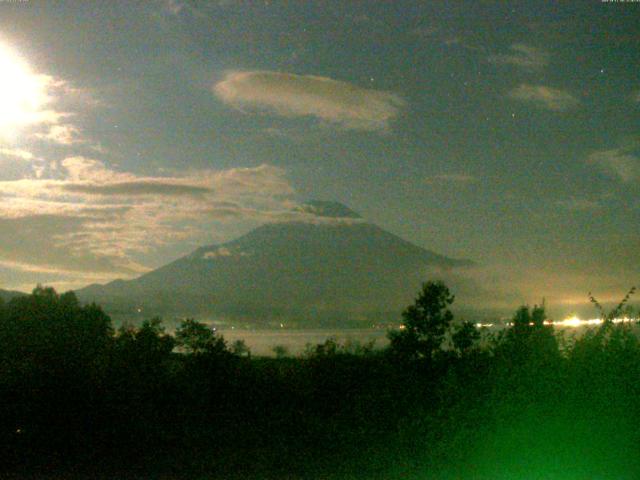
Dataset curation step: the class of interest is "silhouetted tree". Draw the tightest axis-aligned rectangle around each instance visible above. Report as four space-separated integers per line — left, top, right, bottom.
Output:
120 317 175 357
388 281 454 361
452 321 481 355
3 283 640 479
589 286 636 328
506 304 549 340
494 303 560 394
231 339 251 357
272 344 289 358
175 318 227 355
0 286 115 461
306 336 340 357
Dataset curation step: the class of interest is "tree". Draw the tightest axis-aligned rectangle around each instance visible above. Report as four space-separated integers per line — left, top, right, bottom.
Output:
388 281 455 361
589 286 636 327
231 339 251 357
272 344 289 358
113 317 175 373
452 321 481 355
0 286 115 454
0 286 113 371
175 318 227 356
497 304 559 369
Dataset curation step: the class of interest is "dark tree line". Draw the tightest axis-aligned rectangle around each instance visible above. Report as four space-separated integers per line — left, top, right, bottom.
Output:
0 282 638 479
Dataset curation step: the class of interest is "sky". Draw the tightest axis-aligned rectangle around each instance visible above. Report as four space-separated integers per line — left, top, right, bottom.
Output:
0 0 638 314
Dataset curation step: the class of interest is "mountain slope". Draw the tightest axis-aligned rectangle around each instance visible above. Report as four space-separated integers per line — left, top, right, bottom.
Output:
0 289 26 302
77 202 472 325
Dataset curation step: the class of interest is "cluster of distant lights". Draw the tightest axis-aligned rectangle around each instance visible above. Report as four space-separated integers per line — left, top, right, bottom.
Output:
474 316 636 329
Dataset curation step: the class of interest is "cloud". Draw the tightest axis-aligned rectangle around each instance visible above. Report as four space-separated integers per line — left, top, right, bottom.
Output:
0 158 301 283
61 181 212 197
213 70 406 131
508 84 579 111
34 124 83 145
211 163 295 197
55 157 218 197
489 44 550 70
556 197 602 211
61 156 119 182
424 174 478 185
0 147 36 161
409 26 485 53
0 213 146 277
442 36 485 53
587 146 640 183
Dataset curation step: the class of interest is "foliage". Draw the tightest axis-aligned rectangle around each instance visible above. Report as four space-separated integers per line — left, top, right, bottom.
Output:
493 304 559 370
304 337 377 358
589 286 637 324
451 320 481 355
0 284 638 479
230 338 251 357
272 344 289 358
175 318 226 355
387 280 455 360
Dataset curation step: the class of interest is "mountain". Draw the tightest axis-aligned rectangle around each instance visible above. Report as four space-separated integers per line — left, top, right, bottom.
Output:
0 289 26 302
77 201 473 326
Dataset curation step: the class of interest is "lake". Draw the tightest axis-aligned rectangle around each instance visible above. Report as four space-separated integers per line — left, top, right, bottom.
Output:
217 327 390 356
217 317 638 356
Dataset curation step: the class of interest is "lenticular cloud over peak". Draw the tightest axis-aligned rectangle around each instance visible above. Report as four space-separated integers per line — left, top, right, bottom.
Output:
213 70 406 131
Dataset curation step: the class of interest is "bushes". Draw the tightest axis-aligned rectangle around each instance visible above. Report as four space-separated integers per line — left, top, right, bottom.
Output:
0 285 639 478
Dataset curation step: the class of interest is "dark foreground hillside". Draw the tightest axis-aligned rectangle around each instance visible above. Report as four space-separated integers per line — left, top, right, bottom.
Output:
0 285 639 479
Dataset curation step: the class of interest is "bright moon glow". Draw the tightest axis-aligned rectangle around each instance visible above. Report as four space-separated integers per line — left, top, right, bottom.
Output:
0 43 53 139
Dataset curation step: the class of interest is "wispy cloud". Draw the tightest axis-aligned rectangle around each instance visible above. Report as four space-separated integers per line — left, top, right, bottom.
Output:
34 124 83 145
409 26 485 53
508 84 579 111
587 146 640 183
0 158 299 281
0 147 37 161
424 174 477 185
61 182 212 197
0 213 147 277
442 36 485 53
556 197 602 211
489 44 550 70
213 70 406 132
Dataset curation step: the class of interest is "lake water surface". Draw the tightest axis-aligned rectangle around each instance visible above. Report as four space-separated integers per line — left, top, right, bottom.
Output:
218 319 638 356
218 328 389 356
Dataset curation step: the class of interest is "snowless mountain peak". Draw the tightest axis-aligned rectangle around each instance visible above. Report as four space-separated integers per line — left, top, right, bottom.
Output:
75 199 473 325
